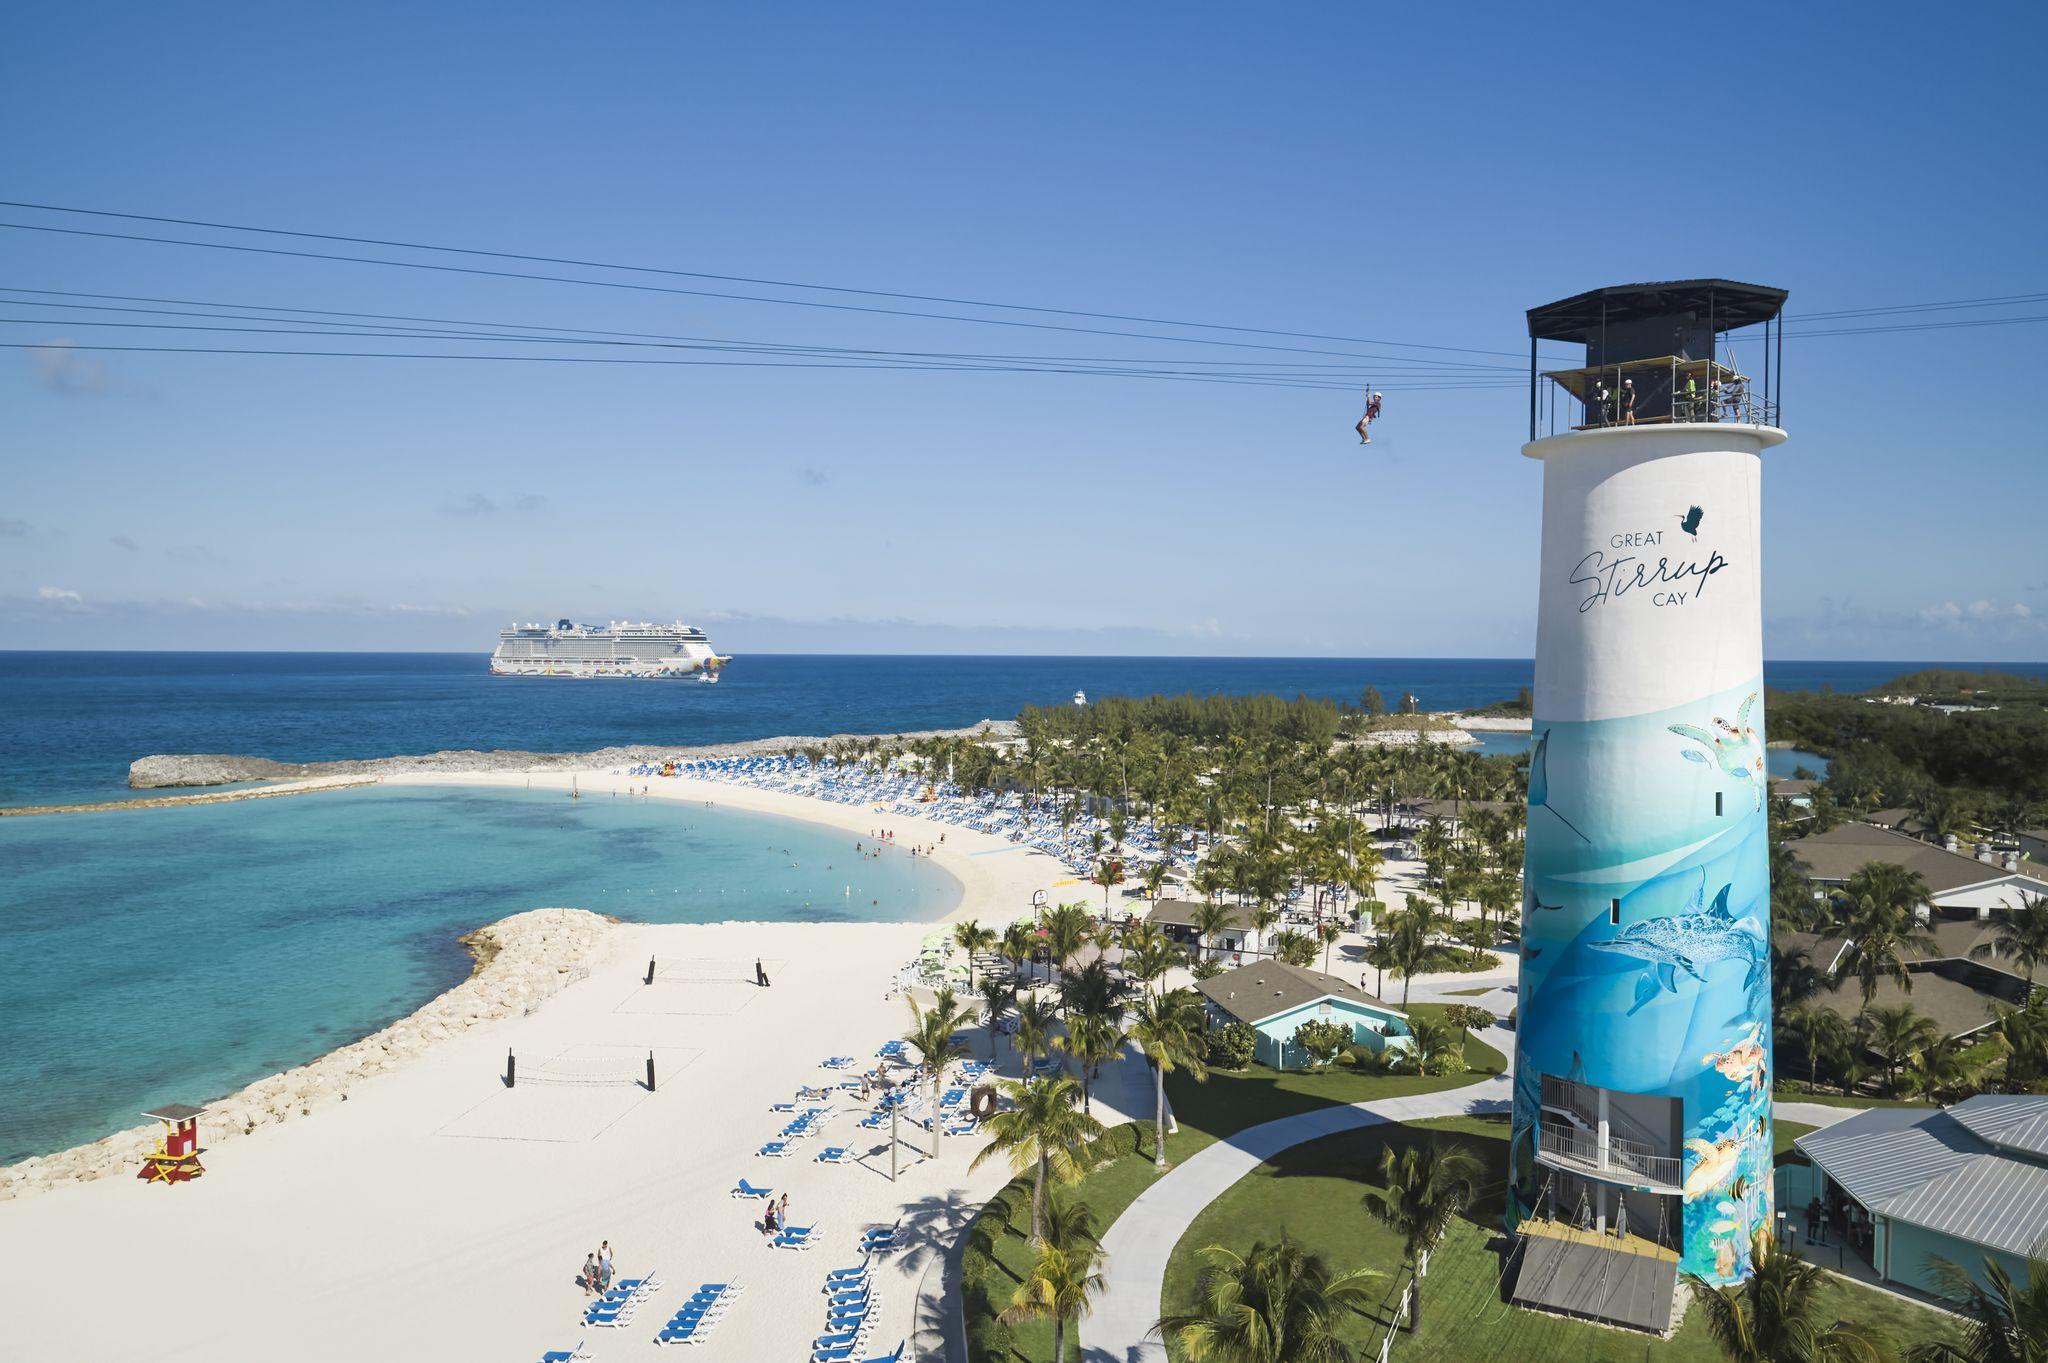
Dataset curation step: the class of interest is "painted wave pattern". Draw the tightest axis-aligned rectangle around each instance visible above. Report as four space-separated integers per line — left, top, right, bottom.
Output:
1510 677 1774 1284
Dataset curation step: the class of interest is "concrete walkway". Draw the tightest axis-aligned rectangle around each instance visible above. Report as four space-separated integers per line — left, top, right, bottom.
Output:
1084 1025 1518 1363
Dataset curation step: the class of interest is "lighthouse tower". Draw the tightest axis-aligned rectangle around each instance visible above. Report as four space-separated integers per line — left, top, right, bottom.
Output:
1507 281 1787 1307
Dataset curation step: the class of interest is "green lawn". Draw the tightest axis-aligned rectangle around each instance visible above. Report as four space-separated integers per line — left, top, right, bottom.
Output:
1771 1084 1937 1110
1156 1121 1964 1363
1441 985 1500 996
967 1024 1505 1362
1775 1119 1816 1159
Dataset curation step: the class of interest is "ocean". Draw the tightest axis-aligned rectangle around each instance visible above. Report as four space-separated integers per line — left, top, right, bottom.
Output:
6 651 2038 809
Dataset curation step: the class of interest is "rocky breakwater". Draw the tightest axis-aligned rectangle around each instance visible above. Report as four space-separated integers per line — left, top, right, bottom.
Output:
129 721 1020 790
0 907 614 1201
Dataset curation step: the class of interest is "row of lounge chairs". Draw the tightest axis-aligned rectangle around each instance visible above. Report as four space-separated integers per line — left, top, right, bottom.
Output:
654 1281 743 1347
580 1268 663 1329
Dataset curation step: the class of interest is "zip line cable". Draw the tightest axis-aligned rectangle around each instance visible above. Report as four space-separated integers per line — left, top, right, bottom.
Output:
0 220 1544 371
0 199 1551 361
0 342 1522 393
0 292 1521 378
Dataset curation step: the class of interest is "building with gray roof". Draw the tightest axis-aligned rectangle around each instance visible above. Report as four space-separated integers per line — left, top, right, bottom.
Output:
1791 1095 2048 1297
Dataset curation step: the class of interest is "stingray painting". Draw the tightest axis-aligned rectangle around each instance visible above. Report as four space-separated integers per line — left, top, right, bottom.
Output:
1528 729 1590 843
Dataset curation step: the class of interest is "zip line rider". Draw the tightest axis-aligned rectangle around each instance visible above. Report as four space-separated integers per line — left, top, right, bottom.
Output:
1354 390 1382 444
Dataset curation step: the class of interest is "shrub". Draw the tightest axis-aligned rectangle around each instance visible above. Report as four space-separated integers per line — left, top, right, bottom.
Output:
1207 1021 1257 1069
1292 1018 1351 1070
1441 1004 1496 1034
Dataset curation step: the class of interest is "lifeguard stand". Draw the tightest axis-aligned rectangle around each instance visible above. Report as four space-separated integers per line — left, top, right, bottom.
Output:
1526 279 1786 438
136 1102 208 1185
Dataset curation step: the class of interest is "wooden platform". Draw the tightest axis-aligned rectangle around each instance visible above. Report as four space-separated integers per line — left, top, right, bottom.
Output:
1510 1219 1678 1333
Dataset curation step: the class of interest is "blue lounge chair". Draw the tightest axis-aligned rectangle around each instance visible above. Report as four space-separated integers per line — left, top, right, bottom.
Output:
538 1342 592 1363
732 1178 773 1199
816 1146 854 1164
859 1344 907 1363
759 1140 794 1157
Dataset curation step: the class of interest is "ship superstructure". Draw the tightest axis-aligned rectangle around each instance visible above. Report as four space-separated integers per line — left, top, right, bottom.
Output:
490 619 729 679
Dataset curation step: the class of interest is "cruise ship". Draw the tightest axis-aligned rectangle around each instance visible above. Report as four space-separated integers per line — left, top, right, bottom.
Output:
490 619 729 679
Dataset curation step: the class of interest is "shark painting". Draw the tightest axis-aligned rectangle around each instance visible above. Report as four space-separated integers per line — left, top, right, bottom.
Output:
1586 879 1766 1015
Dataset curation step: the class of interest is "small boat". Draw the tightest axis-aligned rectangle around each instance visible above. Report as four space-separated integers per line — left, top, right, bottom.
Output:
1073 690 1087 706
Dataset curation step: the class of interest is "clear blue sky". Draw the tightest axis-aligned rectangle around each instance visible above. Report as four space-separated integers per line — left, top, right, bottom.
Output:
4 3 2043 659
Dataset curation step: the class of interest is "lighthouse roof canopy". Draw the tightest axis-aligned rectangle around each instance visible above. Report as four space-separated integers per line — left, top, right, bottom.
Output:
142 1102 209 1122
1527 279 1787 343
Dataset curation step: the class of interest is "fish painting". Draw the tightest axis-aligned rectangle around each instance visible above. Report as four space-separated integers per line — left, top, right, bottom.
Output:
1670 692 1764 810
1683 1136 1743 1199
1704 1022 1768 1090
1586 880 1766 1015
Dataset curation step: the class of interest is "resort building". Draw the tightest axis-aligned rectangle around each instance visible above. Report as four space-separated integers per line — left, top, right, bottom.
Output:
1790 821 2048 916
1788 1095 2048 1297
1194 960 1409 1069
1144 899 1268 961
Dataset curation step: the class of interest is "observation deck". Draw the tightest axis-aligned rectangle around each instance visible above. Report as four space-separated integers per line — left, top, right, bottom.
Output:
1526 278 1787 440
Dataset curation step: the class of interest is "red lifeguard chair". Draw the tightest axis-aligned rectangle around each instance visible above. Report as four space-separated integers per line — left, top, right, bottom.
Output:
136 1103 208 1186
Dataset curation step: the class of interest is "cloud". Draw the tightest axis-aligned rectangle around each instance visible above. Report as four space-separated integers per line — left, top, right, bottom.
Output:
797 467 830 487
0 519 30 538
109 535 140 552
29 340 110 395
1917 599 2035 627
37 586 83 605
165 544 224 564
440 492 548 516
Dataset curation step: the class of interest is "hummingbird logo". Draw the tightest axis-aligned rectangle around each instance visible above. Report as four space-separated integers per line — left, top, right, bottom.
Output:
1677 505 1705 540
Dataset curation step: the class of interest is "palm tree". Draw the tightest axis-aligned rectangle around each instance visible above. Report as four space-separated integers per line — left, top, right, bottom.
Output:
1013 993 1060 1085
1903 1035 1984 1103
953 919 997 988
1360 1140 1481 1334
903 990 970 1154
1832 864 1938 1008
1044 903 1092 987
1093 856 1127 920
1127 987 1210 1168
970 1075 1105 1244
1001 1237 1106 1363
1907 1246 2048 1362
977 977 1016 1063
1002 920 1039 985
1773 942 1832 1015
1273 929 1318 969
1318 919 1344 976
1783 1004 1851 1091
1363 932 1400 1000
1685 1230 1896 1363
1193 900 1239 963
1389 1015 1463 1077
1971 894 2048 988
1386 911 1435 1008
1055 1010 1126 1115
1860 1004 1942 1096
1155 1237 1382 1363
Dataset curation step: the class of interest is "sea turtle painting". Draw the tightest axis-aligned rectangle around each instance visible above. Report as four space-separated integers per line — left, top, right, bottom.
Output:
1703 1021 1768 1090
1683 1136 1743 1199
1669 691 1764 809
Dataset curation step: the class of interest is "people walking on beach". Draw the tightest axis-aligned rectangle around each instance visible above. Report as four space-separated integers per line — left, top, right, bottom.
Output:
580 1253 599 1295
755 957 771 988
598 1241 613 1290
763 1199 779 1236
778 1193 790 1228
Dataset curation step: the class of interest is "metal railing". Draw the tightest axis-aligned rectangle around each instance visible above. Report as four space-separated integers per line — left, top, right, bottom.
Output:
1537 1122 1682 1189
1540 1076 1664 1153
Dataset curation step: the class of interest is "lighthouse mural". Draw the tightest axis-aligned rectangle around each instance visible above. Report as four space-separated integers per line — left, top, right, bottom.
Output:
1508 281 1788 1287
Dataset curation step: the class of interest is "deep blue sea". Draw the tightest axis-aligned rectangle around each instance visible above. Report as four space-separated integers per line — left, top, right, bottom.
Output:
1 651 2039 1160
7 651 2038 808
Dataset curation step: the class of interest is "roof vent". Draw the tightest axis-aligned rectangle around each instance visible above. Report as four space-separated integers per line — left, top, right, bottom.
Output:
2002 852 2019 872
1977 842 1995 863
1944 833 1960 852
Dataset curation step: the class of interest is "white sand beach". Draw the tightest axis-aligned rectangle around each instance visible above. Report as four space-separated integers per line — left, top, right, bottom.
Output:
0 769 1120 1362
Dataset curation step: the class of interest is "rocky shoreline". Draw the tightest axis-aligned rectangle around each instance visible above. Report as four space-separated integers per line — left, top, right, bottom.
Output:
127 721 1020 789
0 907 615 1202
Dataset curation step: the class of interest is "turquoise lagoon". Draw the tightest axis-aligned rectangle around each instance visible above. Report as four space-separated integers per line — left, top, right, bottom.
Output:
0 786 959 1162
